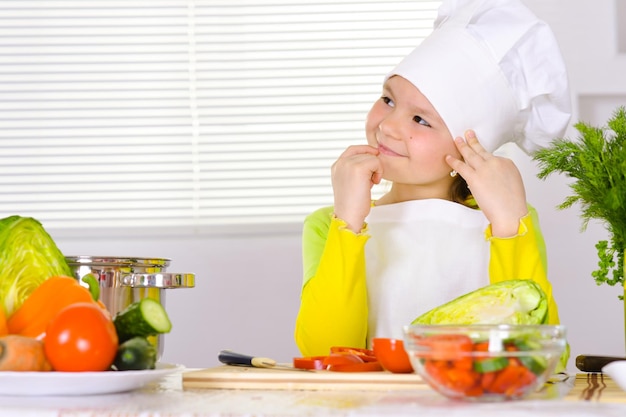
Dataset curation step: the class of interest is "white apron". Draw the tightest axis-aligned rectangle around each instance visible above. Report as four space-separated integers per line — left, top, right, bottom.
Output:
364 199 490 343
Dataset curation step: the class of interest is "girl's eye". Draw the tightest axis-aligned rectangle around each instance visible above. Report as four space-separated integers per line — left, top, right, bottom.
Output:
382 96 394 107
413 115 431 127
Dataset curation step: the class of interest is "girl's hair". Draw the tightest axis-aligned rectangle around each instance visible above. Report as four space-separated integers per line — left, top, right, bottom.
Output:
450 176 477 208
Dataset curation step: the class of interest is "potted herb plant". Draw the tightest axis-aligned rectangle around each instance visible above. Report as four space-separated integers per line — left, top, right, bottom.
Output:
533 106 626 302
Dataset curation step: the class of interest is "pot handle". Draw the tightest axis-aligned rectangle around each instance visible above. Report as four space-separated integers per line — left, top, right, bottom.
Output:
120 273 195 288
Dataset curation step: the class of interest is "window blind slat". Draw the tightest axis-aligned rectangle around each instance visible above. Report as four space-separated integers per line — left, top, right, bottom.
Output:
0 0 439 231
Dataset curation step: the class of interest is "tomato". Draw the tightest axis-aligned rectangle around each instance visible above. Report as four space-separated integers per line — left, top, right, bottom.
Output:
293 353 384 372
417 334 473 353
327 361 384 372
330 346 377 362
424 358 480 394
371 338 413 373
293 346 385 372
322 353 364 368
44 302 118 372
293 356 326 370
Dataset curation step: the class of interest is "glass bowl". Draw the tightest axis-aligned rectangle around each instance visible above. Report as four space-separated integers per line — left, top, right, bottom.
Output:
403 324 566 401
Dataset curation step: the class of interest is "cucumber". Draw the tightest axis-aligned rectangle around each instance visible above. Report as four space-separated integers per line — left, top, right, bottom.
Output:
113 298 172 343
113 336 157 371
513 339 548 375
474 357 508 373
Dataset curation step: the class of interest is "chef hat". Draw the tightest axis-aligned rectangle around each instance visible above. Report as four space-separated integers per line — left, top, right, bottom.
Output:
386 0 571 154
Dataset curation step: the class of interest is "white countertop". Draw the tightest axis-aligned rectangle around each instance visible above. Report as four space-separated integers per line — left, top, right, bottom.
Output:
0 369 624 417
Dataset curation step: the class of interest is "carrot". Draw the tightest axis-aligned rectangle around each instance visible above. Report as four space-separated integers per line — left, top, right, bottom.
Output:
7 276 96 337
0 307 8 336
0 335 52 372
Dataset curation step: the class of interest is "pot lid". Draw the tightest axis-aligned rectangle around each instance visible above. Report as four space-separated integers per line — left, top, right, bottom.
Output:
65 256 170 268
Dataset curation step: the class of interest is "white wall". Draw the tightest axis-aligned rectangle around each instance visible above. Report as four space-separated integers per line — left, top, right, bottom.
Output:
515 0 626 370
55 0 626 373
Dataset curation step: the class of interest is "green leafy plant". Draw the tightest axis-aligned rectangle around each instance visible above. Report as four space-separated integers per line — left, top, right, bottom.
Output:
533 106 626 300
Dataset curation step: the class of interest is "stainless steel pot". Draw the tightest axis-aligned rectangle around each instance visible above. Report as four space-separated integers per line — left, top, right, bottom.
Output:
65 256 195 359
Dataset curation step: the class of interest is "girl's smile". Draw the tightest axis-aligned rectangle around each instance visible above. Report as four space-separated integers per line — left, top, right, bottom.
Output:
377 142 406 157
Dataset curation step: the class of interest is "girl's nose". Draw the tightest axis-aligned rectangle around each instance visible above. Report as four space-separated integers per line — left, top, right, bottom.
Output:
378 113 403 140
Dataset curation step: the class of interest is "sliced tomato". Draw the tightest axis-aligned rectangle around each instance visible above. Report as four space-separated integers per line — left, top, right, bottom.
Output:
293 346 384 372
480 370 497 391
293 353 382 372
327 361 384 372
424 358 480 394
487 361 536 396
473 341 490 352
417 334 473 351
293 356 327 370
322 353 364 368
329 346 377 362
417 334 473 361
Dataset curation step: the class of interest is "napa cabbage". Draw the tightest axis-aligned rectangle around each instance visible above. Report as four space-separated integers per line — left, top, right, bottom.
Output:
0 215 73 317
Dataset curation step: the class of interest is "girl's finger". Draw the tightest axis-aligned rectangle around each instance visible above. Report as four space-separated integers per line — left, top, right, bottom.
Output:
453 133 488 169
445 154 468 178
464 130 490 158
453 136 479 166
371 170 383 185
338 144 379 159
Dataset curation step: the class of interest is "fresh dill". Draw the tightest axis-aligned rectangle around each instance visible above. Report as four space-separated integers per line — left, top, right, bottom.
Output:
534 106 626 300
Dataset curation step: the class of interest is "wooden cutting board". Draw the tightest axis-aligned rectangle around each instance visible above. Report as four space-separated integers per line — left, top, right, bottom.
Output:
182 365 426 391
565 373 626 403
183 367 626 402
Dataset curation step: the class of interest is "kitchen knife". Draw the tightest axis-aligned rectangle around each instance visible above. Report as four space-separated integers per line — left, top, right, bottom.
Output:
575 355 626 373
218 350 311 371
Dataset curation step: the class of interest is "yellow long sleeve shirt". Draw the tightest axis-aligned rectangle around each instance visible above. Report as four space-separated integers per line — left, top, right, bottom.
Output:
295 204 561 358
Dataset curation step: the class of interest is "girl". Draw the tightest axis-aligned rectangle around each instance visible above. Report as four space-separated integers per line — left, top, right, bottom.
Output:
295 0 571 358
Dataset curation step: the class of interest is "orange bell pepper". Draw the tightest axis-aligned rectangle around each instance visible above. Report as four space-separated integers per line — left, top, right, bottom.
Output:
0 306 8 336
7 275 98 338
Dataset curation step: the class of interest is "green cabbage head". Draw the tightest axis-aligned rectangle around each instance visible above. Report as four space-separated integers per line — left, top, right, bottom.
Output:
0 215 73 317
411 279 570 373
412 279 548 325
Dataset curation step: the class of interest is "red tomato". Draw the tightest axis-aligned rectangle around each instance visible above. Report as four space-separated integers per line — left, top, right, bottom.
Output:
293 356 326 370
327 361 384 372
424 358 480 394
417 334 473 362
44 302 118 372
330 346 377 362
322 353 364 368
488 361 536 396
371 338 413 373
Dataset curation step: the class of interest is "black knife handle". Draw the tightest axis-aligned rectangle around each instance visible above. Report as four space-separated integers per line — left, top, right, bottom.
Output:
575 355 626 373
218 350 255 366
218 350 277 368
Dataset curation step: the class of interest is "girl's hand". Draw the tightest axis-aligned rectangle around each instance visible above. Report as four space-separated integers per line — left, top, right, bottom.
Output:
331 145 383 233
445 130 528 238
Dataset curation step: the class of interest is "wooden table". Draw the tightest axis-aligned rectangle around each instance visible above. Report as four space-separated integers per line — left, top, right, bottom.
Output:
0 367 623 417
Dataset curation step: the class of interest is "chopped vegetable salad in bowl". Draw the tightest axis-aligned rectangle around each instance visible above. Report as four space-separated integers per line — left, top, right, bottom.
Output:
404 324 566 401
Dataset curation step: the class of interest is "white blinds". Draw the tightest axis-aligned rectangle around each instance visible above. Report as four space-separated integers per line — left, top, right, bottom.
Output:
0 0 440 232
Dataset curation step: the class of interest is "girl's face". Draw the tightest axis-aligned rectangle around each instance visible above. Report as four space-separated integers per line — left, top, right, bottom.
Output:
365 75 459 199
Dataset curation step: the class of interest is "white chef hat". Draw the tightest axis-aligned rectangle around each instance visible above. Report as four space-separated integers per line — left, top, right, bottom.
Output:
386 0 571 154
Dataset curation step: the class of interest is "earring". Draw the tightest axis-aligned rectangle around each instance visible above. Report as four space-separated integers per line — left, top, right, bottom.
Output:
449 170 457 177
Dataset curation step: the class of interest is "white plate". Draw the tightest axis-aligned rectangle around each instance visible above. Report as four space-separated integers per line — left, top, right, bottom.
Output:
0 362 182 396
602 360 626 391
